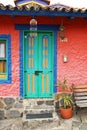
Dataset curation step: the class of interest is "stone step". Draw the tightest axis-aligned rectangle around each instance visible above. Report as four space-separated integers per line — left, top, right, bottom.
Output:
23 105 55 118
23 99 56 121
26 112 53 119
23 117 60 130
23 109 55 121
23 110 58 121
23 99 54 107
23 99 55 114
24 105 54 112
24 104 54 109
24 109 54 115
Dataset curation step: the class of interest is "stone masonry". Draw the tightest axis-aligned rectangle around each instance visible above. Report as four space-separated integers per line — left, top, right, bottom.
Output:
0 97 60 130
0 97 23 119
0 97 87 130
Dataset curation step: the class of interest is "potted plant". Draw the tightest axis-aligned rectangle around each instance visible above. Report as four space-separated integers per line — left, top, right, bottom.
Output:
57 78 73 119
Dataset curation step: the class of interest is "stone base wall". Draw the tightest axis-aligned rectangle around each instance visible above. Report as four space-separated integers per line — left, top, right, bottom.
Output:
0 98 24 120
0 98 60 130
0 97 54 120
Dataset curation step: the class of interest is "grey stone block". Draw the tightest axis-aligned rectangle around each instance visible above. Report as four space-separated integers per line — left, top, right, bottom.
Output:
7 110 21 118
19 99 23 103
45 100 54 106
28 120 40 129
80 124 87 130
4 98 15 105
73 127 79 130
72 121 81 127
37 101 44 105
0 110 4 120
23 121 28 129
1 128 10 130
14 103 23 108
11 124 22 130
16 98 23 103
5 105 12 110
55 101 59 108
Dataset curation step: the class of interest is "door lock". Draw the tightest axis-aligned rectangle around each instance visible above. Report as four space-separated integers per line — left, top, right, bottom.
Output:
35 71 43 75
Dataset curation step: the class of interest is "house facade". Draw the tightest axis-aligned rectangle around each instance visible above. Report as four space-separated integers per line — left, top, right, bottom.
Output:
0 0 87 126
0 0 87 121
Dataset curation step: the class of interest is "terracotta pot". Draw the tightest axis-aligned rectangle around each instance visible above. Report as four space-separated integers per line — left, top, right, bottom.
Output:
60 106 73 119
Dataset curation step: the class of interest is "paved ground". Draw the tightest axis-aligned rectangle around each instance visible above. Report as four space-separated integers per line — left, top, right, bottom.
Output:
58 108 87 130
0 108 87 130
24 108 87 130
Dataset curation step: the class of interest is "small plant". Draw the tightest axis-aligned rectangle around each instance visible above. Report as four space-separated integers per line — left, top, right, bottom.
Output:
57 78 73 109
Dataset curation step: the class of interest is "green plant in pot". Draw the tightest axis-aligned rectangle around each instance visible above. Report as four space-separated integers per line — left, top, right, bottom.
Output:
57 78 73 119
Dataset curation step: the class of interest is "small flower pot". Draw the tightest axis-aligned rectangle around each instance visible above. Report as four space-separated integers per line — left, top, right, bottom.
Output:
60 106 73 119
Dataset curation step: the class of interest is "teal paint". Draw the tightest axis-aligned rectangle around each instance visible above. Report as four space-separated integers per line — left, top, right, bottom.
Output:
24 31 54 98
18 25 58 97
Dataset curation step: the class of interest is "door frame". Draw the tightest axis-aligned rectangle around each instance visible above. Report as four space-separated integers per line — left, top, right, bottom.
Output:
24 31 54 98
16 24 58 98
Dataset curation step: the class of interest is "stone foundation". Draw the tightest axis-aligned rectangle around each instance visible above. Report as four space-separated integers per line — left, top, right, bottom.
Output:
0 97 55 120
0 97 60 130
0 97 86 130
0 97 24 120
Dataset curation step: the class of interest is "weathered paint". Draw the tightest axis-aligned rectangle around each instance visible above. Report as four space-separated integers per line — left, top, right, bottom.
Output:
0 16 87 96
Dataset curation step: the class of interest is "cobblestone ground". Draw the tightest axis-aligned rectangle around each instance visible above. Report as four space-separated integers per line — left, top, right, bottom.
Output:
0 108 87 130
23 108 87 130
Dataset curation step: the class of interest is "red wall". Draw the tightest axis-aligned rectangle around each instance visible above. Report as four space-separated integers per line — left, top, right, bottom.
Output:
0 16 20 96
0 16 87 96
58 18 87 86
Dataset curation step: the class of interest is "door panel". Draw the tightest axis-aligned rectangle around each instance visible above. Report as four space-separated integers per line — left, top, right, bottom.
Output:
24 32 54 98
25 72 38 97
24 36 38 97
38 33 53 97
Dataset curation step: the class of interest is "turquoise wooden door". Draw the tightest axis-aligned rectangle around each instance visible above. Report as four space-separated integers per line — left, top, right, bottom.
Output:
24 31 54 98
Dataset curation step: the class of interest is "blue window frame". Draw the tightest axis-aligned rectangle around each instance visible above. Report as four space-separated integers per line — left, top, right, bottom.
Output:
0 35 12 84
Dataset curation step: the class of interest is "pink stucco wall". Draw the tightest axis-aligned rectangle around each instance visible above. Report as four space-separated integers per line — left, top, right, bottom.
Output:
58 18 87 86
0 16 87 96
0 16 20 96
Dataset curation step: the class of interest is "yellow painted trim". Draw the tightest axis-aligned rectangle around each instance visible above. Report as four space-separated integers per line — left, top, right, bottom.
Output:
32 74 35 92
28 74 30 92
29 50 34 55
0 74 6 79
32 58 34 68
42 74 44 92
45 38 48 47
46 74 49 92
43 50 48 56
32 37 34 46
46 58 48 68
28 58 31 68
17 1 45 7
43 59 45 68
